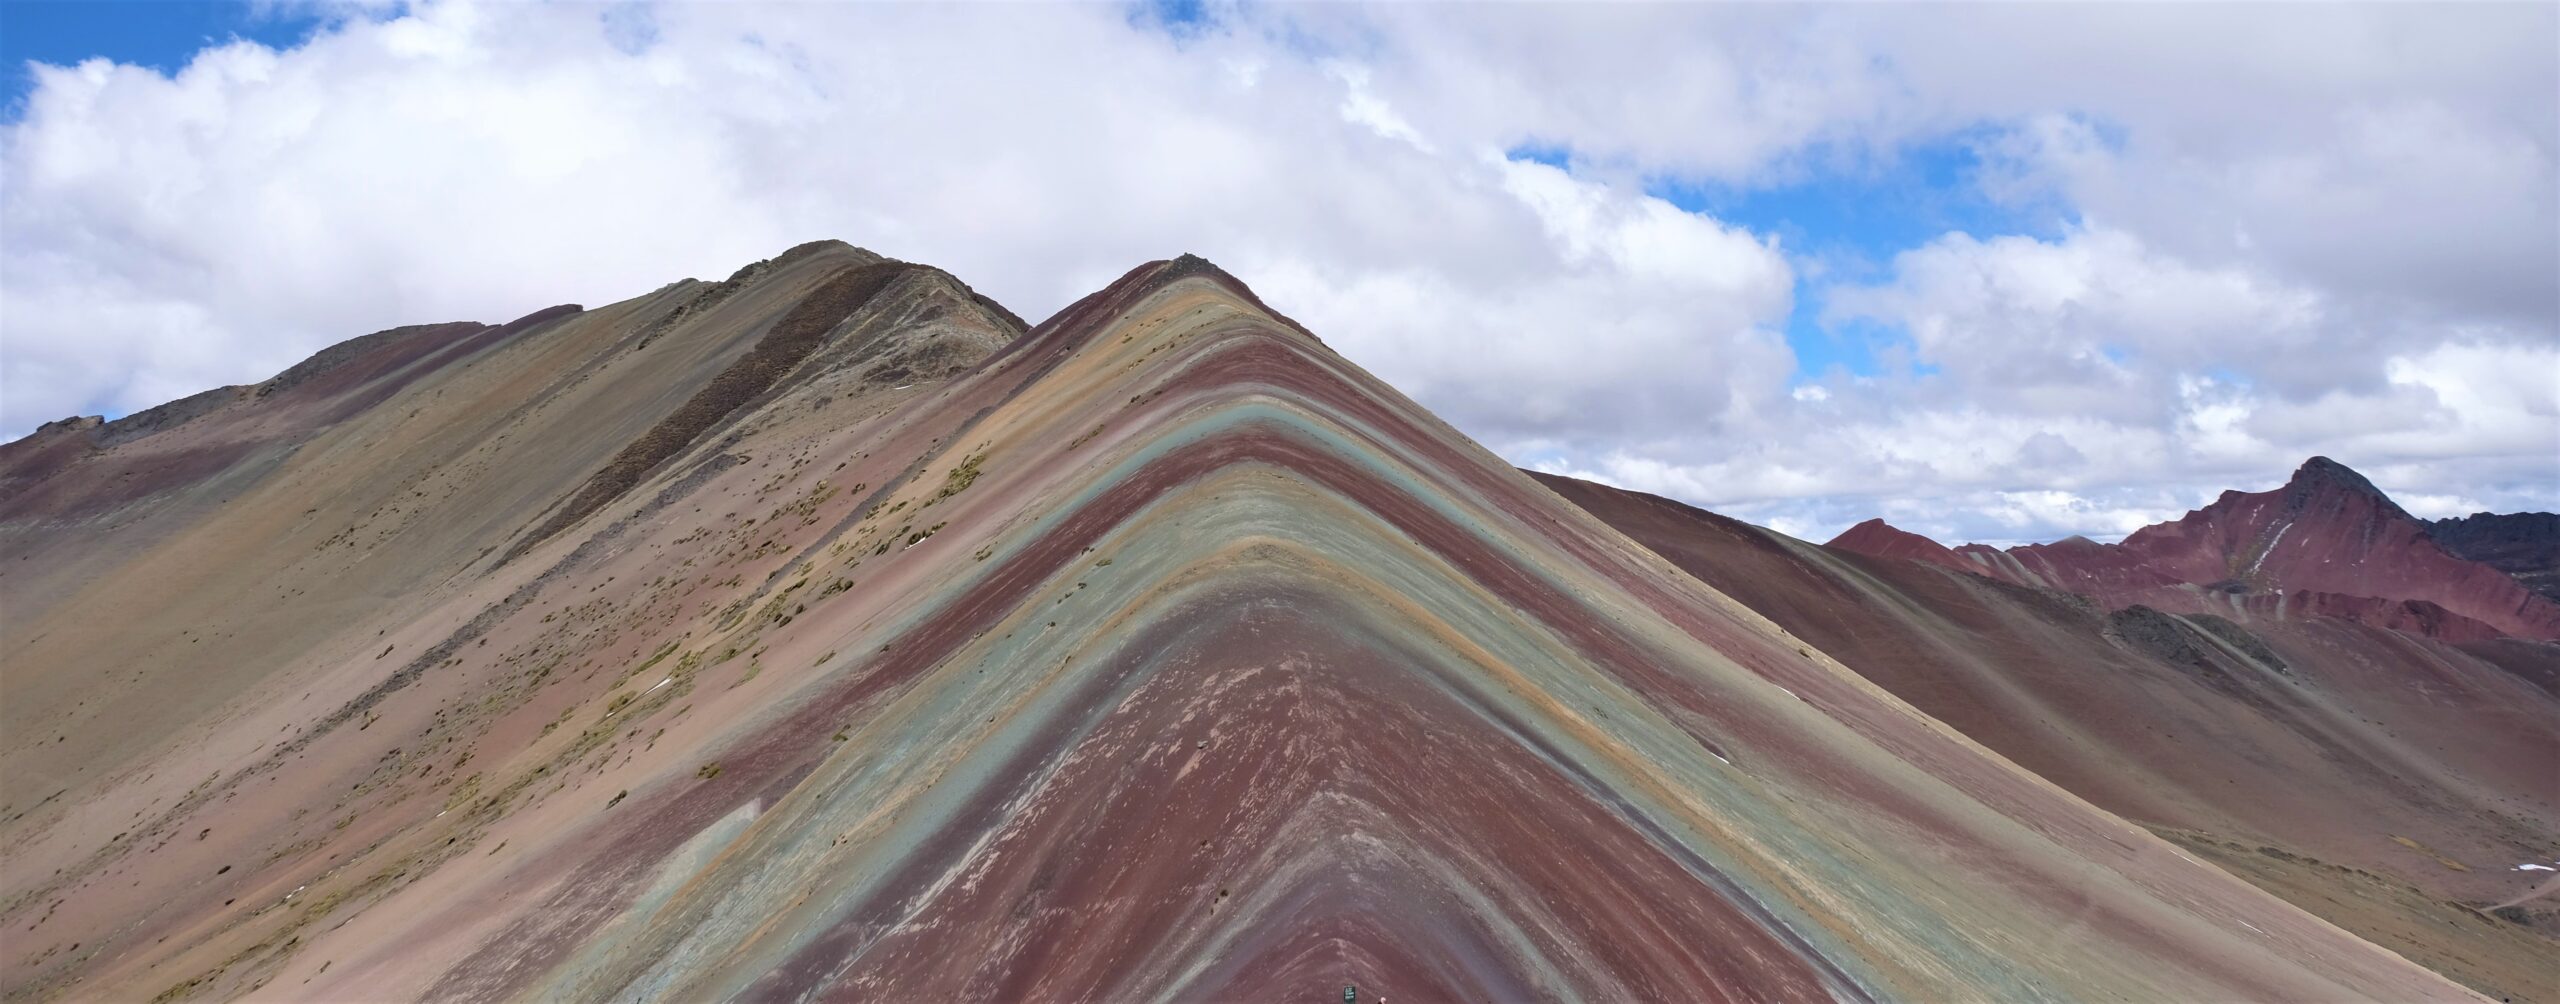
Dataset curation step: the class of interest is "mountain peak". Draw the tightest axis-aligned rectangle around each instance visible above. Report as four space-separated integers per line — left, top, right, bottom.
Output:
1829 517 1971 570
774 237 876 264
2287 455 2385 498
2269 455 2415 529
1831 516 1904 540
1148 252 1271 308
708 239 883 286
1163 250 1224 274
1113 251 1321 343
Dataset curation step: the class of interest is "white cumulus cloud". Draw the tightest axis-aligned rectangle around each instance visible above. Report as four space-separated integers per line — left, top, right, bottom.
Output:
2 0 2550 546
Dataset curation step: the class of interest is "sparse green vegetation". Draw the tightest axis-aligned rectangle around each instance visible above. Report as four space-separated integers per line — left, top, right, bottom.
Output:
614 641 682 688
930 452 986 503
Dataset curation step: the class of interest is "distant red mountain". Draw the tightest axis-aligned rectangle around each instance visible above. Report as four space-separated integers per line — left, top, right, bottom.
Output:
1830 457 2560 641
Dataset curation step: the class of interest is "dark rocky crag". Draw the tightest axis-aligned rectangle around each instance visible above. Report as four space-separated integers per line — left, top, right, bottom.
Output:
2431 511 2560 605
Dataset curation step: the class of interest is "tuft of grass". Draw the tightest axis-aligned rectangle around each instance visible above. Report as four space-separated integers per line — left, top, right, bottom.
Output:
931 453 986 503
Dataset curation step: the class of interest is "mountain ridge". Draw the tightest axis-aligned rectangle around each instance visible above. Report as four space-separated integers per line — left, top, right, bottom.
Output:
0 243 2482 1001
2430 510 2560 605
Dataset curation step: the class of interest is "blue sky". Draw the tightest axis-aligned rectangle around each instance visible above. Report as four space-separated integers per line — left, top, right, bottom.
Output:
0 1 334 116
1507 135 2058 383
1655 135 2067 381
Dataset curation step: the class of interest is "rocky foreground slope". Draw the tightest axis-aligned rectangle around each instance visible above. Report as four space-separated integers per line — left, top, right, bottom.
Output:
0 244 2493 1001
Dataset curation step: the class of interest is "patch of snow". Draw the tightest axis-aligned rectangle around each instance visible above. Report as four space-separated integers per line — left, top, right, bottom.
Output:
2517 862 2557 872
645 675 673 694
2247 521 2291 576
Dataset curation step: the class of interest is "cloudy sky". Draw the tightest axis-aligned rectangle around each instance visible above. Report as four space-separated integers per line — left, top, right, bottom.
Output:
3 1 2552 545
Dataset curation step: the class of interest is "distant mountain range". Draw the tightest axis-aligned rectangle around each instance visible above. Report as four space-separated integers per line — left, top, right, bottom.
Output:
1829 456 2560 643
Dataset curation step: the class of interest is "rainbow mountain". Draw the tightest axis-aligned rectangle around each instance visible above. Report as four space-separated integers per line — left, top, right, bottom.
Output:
0 242 2504 1001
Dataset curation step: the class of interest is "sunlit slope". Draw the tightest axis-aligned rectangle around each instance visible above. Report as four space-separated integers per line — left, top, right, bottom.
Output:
3 252 2472 1001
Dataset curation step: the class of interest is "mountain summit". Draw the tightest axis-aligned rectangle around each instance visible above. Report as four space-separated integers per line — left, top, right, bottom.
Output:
2287 454 2390 499
1 246 2473 1000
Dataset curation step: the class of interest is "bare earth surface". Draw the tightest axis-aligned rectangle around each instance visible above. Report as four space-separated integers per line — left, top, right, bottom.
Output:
0 243 2511 1001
